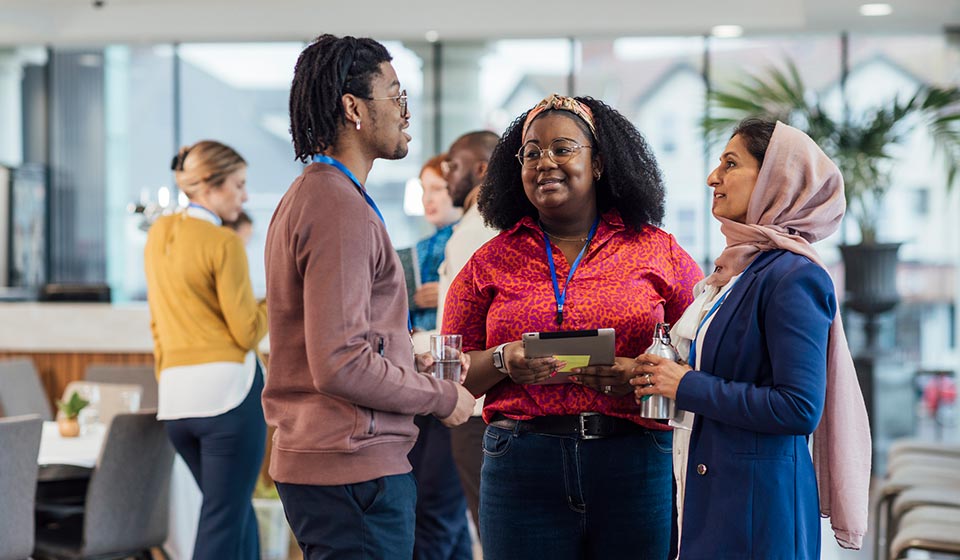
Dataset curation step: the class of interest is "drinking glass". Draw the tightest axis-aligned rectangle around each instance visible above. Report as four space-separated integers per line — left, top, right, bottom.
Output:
429 334 463 382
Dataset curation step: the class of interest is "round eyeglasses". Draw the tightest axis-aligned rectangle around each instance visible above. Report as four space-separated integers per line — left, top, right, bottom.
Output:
365 89 408 117
516 138 591 168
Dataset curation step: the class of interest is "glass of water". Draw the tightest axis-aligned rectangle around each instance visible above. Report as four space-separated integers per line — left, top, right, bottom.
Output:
429 334 463 382
120 389 141 413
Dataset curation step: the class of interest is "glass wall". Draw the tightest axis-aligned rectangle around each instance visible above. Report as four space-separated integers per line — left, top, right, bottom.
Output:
576 37 707 264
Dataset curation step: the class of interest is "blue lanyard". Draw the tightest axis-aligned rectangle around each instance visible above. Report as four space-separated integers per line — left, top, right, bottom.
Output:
312 154 386 224
187 202 222 226
687 259 758 367
542 216 600 326
687 289 731 369
312 154 411 332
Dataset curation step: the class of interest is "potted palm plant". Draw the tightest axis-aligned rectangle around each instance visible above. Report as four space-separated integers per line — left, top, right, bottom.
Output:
704 60 960 322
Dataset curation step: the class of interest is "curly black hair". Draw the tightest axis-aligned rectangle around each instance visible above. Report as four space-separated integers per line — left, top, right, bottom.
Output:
289 34 392 163
478 96 665 231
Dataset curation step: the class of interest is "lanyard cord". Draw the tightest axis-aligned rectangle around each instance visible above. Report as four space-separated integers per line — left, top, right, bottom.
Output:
542 216 600 326
312 154 411 333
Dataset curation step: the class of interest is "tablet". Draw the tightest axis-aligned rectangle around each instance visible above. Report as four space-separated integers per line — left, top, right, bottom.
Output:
522 328 615 385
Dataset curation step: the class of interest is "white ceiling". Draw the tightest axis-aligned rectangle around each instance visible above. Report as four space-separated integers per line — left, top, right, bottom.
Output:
0 0 958 45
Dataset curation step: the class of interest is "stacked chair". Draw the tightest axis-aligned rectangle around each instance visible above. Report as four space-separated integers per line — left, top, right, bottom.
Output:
875 438 960 559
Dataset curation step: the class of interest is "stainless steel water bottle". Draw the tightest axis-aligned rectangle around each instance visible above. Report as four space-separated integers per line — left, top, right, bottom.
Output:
639 322 678 420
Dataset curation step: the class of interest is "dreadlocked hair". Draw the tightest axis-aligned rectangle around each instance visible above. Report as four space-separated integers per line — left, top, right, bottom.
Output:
289 34 392 163
478 96 665 232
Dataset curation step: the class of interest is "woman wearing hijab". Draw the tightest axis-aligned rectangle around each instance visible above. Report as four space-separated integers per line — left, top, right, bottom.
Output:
633 119 871 559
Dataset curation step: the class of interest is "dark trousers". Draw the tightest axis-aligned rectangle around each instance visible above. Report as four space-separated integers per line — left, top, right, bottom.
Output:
480 425 673 560
164 365 266 560
408 415 472 560
449 416 485 530
276 473 417 560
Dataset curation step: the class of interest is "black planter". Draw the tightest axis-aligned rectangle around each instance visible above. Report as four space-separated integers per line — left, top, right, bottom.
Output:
839 243 902 316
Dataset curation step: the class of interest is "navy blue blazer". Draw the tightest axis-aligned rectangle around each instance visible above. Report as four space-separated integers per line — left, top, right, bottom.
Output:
675 250 835 560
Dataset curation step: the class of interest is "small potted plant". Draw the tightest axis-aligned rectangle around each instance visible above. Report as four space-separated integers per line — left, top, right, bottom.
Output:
56 391 90 437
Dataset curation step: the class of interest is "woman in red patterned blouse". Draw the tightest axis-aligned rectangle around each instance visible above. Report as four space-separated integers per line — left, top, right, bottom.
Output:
442 94 702 560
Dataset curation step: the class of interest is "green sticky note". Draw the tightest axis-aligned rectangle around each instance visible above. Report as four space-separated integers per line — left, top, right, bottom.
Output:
553 355 591 372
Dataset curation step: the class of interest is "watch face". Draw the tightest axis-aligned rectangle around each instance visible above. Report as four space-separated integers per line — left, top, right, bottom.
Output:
493 351 504 368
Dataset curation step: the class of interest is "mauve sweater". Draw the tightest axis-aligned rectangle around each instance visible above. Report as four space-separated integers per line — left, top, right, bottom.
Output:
263 163 458 486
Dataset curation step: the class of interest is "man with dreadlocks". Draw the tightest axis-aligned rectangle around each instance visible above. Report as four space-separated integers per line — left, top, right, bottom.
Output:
263 34 475 559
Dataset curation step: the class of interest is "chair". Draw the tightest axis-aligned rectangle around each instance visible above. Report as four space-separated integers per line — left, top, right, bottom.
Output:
873 459 960 559
34 410 175 560
0 415 43 560
84 364 158 409
60 381 144 427
0 358 52 421
889 505 960 559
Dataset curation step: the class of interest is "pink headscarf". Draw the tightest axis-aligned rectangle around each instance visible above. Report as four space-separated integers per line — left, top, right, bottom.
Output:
707 122 871 549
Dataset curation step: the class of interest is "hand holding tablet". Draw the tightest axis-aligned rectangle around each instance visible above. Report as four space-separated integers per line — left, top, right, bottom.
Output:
522 328 615 385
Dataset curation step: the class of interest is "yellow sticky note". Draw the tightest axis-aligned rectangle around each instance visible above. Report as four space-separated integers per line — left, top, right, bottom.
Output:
553 355 591 372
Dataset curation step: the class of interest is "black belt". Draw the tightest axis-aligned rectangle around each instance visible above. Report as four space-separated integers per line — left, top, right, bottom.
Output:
489 412 646 440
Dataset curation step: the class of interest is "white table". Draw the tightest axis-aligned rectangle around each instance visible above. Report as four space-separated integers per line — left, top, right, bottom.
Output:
38 421 106 467
36 420 201 560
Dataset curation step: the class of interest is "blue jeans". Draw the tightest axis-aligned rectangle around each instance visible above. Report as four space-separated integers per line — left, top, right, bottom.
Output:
164 365 266 560
276 473 417 560
480 424 673 560
408 415 472 560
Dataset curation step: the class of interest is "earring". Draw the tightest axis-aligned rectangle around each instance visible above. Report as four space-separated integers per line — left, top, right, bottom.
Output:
593 170 601 180
356 118 361 131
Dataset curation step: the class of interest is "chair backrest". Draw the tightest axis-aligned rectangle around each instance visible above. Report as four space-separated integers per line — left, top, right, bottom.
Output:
80 410 174 557
0 414 43 560
84 363 158 409
0 358 52 421
61 381 144 427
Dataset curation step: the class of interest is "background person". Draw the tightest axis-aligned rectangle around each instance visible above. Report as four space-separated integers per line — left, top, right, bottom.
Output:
225 210 254 245
437 130 500 537
145 139 267 560
633 118 871 557
411 153 462 332
408 152 472 560
263 34 475 560
443 94 702 560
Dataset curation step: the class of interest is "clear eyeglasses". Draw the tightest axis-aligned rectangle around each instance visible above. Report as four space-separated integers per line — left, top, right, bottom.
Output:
366 89 408 117
516 138 591 168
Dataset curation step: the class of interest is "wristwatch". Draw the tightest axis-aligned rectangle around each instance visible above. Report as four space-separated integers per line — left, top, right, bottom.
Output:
492 343 509 374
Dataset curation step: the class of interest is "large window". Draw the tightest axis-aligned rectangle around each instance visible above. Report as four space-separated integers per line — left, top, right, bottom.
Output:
177 42 306 297
576 37 707 264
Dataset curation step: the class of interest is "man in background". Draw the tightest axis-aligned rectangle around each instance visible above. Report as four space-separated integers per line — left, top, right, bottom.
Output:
437 130 500 538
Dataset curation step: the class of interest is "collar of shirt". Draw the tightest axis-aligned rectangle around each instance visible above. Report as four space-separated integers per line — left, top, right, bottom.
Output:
184 203 223 226
508 208 626 243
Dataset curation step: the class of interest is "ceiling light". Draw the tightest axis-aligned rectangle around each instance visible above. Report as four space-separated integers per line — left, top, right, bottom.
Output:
860 3 893 16
425 30 440 43
711 25 743 38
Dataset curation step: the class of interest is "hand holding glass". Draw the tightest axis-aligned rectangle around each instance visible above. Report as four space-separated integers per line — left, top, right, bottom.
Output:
430 334 463 382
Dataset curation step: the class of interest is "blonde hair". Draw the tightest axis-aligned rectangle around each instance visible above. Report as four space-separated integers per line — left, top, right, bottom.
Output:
170 140 246 199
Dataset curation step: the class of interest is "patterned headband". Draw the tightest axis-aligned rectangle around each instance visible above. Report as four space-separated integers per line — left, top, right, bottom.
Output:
521 94 597 139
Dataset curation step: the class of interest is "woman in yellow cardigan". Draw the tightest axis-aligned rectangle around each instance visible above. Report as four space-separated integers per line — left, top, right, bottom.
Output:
145 140 268 560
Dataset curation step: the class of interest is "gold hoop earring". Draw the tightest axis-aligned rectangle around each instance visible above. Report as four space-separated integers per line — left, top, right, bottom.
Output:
356 118 361 131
